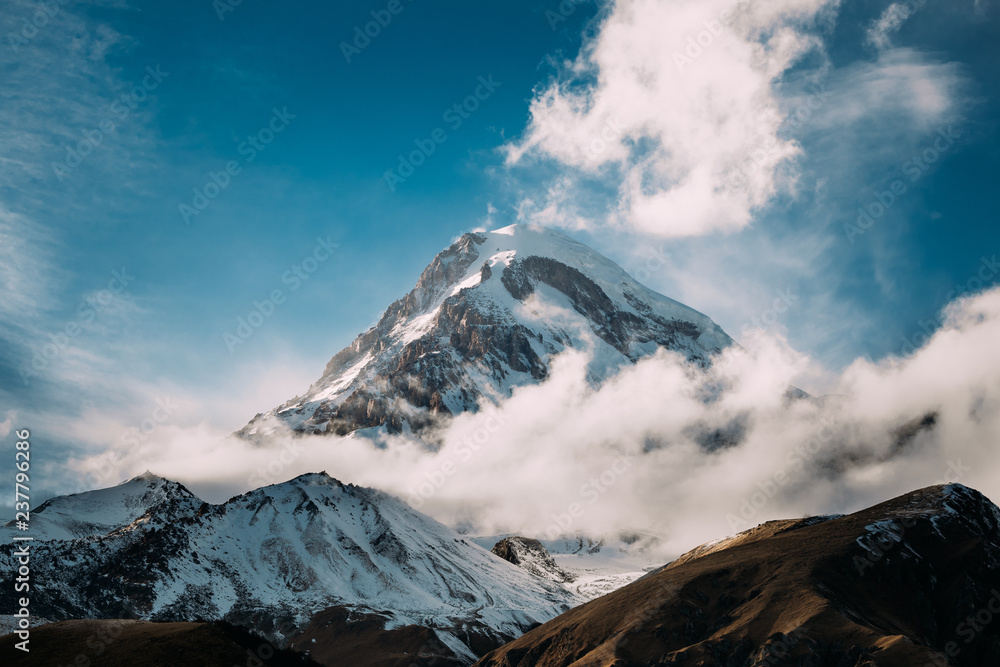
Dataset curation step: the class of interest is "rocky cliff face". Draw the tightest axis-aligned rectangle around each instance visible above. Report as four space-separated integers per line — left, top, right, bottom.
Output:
491 537 574 584
238 224 732 439
474 484 1000 667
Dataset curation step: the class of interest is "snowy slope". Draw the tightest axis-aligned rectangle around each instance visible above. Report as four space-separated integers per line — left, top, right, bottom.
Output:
0 473 576 660
1 472 199 542
473 533 658 602
240 224 733 438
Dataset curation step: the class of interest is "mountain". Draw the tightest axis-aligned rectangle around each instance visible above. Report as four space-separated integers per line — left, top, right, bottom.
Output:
491 537 574 583
469 534 663 602
0 472 576 664
239 224 732 438
1 471 198 542
474 484 1000 666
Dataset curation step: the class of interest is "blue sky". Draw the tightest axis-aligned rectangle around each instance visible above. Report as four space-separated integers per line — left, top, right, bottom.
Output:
1 0 998 503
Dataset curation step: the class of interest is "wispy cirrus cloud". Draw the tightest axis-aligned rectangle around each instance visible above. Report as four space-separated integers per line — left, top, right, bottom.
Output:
865 1 931 50
0 0 163 216
62 285 1000 559
0 0 178 500
810 48 966 132
0 206 61 323
0 0 168 348
0 1 161 379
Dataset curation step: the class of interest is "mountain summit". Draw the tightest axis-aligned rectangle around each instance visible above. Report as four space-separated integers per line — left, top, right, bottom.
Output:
240 224 732 438
1 472 197 542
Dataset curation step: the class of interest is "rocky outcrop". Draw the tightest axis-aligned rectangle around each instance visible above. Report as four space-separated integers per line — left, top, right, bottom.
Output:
491 537 574 583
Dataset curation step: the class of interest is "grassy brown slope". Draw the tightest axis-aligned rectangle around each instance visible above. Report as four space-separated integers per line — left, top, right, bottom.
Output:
0 619 319 667
475 485 1000 667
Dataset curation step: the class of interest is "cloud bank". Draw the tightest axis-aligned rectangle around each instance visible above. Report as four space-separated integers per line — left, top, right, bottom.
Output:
69 285 1000 560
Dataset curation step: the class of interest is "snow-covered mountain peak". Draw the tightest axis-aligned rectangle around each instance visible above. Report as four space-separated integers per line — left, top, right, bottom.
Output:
126 470 169 484
3 472 577 661
3 473 199 542
222 470 352 510
239 224 733 438
266 470 339 489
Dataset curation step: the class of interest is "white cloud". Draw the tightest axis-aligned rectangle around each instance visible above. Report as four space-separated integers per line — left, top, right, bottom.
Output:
0 411 14 439
866 2 917 50
506 0 841 238
0 206 61 324
0 0 174 378
65 285 1000 560
807 48 964 132
0 0 163 211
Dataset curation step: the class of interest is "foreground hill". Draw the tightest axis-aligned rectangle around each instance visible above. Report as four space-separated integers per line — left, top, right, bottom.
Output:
474 484 1000 666
0 620 319 667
